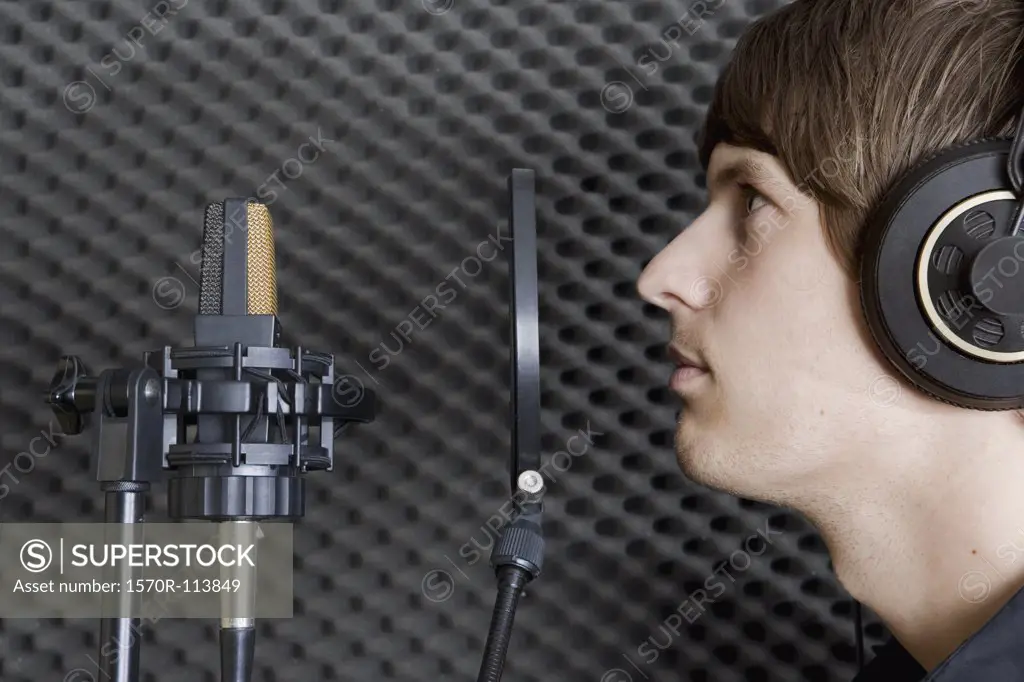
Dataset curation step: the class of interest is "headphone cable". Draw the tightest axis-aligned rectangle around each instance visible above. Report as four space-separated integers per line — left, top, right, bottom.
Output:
854 599 864 671
1009 107 1024 234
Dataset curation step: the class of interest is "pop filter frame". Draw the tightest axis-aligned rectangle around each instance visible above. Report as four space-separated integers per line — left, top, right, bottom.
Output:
508 169 540 494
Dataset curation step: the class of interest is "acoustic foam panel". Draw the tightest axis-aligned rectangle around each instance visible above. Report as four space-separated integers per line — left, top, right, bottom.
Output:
0 1 883 680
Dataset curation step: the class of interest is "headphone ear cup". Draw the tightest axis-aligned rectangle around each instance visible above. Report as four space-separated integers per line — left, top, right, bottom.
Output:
860 137 1024 410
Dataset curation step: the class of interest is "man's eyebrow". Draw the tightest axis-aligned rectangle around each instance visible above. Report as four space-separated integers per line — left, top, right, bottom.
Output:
707 157 787 194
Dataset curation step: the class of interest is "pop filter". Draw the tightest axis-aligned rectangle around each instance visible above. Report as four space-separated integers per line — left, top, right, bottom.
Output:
476 169 546 682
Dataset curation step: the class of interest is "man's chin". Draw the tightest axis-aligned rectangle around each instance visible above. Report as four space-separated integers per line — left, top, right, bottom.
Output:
674 423 723 486
674 425 807 506
674 424 759 498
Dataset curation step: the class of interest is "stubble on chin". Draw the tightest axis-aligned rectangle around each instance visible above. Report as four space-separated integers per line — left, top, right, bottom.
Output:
674 415 710 482
672 411 750 496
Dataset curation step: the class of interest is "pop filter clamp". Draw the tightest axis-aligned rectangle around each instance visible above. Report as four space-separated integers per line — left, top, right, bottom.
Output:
42 200 376 682
476 169 545 682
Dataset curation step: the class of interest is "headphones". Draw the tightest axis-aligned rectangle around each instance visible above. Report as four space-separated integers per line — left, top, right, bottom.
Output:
859 110 1024 410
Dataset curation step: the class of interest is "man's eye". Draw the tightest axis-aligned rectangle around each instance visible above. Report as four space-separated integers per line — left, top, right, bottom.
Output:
738 183 769 216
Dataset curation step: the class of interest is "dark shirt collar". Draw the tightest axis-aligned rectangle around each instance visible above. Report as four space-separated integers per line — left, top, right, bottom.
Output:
852 583 1024 681
852 639 925 681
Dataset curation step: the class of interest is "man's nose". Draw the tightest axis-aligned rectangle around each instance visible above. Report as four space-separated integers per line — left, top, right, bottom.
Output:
637 214 721 312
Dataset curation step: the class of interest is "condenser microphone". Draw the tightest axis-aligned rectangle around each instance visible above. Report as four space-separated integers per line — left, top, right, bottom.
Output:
174 199 307 682
45 198 376 682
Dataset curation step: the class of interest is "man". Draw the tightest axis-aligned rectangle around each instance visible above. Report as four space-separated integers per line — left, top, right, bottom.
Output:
636 1 1024 679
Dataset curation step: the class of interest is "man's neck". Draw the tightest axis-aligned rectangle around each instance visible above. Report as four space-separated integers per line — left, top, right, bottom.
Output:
795 411 1024 673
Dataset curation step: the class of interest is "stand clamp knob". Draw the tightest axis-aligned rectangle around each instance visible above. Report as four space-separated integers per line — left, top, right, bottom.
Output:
44 355 96 435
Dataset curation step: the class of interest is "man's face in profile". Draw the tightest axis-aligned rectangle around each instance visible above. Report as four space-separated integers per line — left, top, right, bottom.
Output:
637 143 904 502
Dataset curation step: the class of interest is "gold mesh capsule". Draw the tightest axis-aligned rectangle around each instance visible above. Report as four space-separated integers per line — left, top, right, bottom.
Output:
246 202 278 315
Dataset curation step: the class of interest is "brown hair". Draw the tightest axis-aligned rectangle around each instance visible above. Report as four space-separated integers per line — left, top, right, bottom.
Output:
697 0 1024 279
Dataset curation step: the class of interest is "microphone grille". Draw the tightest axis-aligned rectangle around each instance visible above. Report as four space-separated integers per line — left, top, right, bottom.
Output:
246 201 278 315
198 201 225 315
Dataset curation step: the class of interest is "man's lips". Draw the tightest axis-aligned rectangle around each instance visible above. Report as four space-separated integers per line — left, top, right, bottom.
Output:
670 365 709 392
667 345 709 393
667 345 708 371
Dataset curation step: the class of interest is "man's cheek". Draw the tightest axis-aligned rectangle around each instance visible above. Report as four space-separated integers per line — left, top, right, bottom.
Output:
712 345 767 418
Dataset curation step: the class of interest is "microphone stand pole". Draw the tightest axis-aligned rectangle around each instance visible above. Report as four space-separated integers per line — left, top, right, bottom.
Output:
47 358 166 682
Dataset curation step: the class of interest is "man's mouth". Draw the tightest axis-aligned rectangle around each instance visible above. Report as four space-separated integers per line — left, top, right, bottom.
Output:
667 345 710 393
